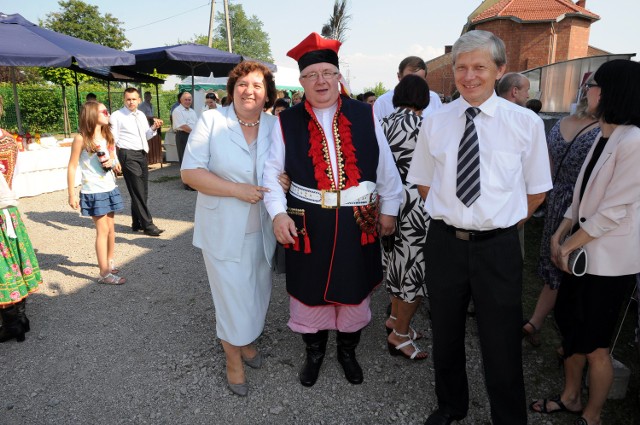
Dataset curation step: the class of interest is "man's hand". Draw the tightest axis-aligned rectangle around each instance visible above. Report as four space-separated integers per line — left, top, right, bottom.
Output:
377 213 396 237
273 213 297 244
278 172 291 193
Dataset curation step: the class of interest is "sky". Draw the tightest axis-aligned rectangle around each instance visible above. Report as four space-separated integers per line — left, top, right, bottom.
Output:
13 0 640 93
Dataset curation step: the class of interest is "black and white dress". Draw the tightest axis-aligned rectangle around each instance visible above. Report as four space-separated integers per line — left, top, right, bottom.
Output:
381 108 428 302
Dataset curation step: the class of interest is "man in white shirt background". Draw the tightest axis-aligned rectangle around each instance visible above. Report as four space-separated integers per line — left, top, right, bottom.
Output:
110 88 164 237
171 91 198 190
374 56 442 122
407 30 551 425
137 91 154 120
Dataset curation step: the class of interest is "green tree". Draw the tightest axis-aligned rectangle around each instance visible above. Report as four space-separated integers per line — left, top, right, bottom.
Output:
41 0 130 50
321 0 351 43
38 0 131 133
363 82 387 98
190 3 273 62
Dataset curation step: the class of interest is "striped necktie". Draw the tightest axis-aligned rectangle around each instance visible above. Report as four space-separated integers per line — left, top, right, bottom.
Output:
456 107 481 207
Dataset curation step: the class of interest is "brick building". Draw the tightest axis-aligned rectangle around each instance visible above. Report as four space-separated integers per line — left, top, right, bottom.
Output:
427 0 601 97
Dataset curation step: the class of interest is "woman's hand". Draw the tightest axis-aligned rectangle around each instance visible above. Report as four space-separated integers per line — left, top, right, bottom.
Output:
101 157 114 170
235 183 270 204
113 162 122 174
552 243 571 273
68 193 79 210
278 172 291 193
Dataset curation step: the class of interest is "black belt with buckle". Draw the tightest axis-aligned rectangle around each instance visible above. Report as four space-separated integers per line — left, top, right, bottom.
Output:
435 219 515 241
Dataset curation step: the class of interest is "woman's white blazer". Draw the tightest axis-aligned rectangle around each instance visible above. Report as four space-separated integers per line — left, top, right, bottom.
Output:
565 124 640 276
182 105 277 263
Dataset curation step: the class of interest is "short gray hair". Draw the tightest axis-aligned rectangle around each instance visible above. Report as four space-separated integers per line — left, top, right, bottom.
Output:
452 30 507 68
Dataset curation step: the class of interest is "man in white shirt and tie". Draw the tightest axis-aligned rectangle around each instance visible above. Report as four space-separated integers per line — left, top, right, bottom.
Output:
110 88 164 236
407 31 552 425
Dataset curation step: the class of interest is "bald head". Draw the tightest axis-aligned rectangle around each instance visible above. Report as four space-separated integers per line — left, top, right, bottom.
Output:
497 73 530 106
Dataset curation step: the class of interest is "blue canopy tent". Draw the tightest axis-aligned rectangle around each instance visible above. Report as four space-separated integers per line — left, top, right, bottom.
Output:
117 44 277 94
0 12 135 133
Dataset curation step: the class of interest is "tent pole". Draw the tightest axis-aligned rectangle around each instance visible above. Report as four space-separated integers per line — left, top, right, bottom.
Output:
61 85 70 136
74 71 80 132
107 81 112 112
155 83 162 168
10 68 23 134
154 84 160 119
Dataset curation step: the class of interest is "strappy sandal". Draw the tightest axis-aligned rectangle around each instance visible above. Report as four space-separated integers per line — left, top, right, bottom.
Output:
385 315 424 340
387 329 428 360
97 273 126 285
109 259 120 274
529 394 582 414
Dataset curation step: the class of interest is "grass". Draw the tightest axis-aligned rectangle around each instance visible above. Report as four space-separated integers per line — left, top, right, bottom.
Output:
522 217 639 424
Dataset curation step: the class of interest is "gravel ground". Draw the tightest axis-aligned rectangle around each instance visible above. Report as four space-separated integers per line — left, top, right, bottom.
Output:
2 163 578 424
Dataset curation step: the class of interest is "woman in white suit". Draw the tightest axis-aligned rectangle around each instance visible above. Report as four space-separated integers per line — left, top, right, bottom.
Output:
181 62 278 397
530 60 640 425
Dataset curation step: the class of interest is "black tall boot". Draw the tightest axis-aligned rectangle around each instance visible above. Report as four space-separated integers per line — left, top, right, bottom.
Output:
16 299 29 332
0 304 25 343
336 330 363 384
299 330 329 387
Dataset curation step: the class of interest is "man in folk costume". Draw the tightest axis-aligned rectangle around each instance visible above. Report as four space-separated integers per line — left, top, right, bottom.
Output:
264 33 403 386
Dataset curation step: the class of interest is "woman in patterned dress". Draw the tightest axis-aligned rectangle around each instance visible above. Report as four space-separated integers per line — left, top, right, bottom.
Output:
381 75 431 360
522 80 599 346
0 128 42 343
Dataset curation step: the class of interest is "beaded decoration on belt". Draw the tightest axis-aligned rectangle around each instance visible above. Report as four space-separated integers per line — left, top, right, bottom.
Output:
353 195 379 246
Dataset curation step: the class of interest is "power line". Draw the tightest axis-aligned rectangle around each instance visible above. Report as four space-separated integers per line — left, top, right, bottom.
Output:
127 2 211 31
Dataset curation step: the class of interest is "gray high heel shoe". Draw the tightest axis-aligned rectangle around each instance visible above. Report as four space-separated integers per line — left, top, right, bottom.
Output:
243 351 264 369
227 381 248 397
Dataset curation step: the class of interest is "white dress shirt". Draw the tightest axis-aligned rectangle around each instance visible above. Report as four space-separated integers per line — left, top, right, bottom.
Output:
172 105 198 131
407 93 552 230
109 107 156 152
263 102 404 218
374 89 442 122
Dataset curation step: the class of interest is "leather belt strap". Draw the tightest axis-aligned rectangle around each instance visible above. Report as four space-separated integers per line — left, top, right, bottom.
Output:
434 219 515 241
289 181 377 209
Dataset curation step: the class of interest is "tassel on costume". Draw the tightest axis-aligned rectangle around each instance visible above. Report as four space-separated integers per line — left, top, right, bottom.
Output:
303 233 311 254
293 236 300 251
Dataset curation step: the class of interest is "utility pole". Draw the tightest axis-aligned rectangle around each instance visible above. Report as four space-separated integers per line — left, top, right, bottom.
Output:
207 0 215 48
223 0 232 53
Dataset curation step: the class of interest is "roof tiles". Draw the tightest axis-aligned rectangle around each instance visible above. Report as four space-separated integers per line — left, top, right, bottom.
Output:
471 0 599 23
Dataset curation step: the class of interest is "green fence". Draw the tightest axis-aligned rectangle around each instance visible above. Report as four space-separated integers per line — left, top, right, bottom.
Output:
0 84 177 135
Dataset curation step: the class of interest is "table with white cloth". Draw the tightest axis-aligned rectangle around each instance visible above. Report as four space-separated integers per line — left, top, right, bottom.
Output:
13 146 80 198
163 130 179 163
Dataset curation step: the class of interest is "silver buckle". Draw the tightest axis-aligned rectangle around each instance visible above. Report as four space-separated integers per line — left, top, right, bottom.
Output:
320 190 340 209
455 230 470 241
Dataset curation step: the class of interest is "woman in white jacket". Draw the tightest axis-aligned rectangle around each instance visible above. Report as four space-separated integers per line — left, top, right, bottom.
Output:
530 59 640 425
181 62 278 397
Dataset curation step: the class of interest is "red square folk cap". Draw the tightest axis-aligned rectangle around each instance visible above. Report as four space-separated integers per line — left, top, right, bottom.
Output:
287 32 342 71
